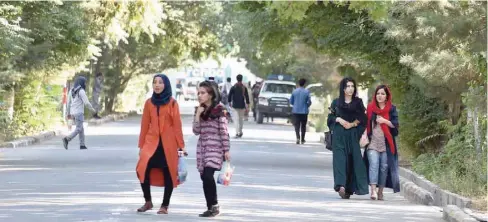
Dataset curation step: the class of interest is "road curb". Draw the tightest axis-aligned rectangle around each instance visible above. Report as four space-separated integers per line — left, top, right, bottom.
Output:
400 176 434 205
443 205 478 222
0 112 134 149
87 112 134 126
399 167 472 209
0 130 63 149
318 134 483 221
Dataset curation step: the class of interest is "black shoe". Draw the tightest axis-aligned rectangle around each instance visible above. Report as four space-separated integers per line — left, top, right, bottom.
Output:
199 205 220 217
296 139 300 144
62 138 69 150
301 140 305 144
80 146 88 150
93 113 101 119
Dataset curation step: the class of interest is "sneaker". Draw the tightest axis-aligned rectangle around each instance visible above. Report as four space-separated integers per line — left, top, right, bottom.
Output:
62 138 69 150
199 205 220 217
80 146 88 150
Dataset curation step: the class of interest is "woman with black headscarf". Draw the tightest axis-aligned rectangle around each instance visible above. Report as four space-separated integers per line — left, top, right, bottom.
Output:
136 74 186 214
63 76 96 150
327 77 369 199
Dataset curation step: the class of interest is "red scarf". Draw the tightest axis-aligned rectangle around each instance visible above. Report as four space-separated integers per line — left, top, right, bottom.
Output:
366 86 396 154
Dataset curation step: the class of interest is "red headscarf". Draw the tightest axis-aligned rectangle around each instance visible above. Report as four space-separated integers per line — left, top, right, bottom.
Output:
366 86 396 154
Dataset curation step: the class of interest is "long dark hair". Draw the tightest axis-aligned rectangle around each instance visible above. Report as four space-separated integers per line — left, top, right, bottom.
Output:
374 84 391 107
199 81 221 120
338 77 358 108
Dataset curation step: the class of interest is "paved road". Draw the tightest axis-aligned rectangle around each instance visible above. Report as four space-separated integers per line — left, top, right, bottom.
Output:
0 109 443 221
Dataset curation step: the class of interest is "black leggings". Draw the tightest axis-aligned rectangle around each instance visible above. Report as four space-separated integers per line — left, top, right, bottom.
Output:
201 167 218 208
141 166 173 207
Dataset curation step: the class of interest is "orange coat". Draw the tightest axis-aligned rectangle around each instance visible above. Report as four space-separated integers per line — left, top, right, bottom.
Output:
136 98 185 187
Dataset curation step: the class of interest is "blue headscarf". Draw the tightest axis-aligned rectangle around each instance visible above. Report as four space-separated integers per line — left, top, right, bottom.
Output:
151 74 172 106
71 76 86 98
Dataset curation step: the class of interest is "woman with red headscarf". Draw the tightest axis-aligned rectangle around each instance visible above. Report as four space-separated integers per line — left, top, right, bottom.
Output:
363 85 400 200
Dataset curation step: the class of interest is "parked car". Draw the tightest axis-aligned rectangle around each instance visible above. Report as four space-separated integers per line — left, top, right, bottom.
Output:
255 75 296 124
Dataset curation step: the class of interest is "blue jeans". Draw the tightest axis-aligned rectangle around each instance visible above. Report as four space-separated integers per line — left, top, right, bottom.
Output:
367 149 388 187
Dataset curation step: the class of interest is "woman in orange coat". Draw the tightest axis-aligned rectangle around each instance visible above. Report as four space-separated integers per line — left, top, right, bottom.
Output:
136 74 186 214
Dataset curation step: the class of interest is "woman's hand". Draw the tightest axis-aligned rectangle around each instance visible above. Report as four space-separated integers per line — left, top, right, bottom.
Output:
195 106 205 120
196 106 205 116
224 151 231 161
336 117 346 125
376 116 389 124
343 122 353 129
178 148 188 157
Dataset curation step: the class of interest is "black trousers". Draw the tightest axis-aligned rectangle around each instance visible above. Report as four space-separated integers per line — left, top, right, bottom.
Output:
293 114 308 141
201 167 218 208
141 166 174 207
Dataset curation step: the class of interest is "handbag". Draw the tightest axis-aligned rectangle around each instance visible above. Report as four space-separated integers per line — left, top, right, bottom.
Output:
324 104 338 151
324 131 333 151
359 130 369 148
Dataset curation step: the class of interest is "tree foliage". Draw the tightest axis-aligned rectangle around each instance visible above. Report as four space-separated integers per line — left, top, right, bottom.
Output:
0 1 224 139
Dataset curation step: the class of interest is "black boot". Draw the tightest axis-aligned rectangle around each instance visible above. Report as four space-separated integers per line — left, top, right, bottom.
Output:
199 205 220 217
80 146 88 150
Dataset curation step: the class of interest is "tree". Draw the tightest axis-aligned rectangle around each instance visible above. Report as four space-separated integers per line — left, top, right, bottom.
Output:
91 1 222 112
385 1 487 125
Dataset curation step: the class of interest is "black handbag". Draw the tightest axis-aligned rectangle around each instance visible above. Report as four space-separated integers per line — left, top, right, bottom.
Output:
324 104 338 151
324 131 333 151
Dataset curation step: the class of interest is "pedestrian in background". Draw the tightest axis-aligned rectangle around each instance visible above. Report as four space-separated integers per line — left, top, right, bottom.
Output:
290 78 311 144
91 72 103 119
63 76 96 150
193 81 231 217
136 74 186 214
228 74 250 138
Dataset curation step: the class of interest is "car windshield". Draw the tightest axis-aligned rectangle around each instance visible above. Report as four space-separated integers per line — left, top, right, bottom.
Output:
308 85 325 96
187 81 198 87
263 83 295 94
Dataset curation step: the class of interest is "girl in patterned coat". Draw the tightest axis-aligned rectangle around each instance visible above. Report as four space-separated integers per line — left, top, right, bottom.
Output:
193 81 231 217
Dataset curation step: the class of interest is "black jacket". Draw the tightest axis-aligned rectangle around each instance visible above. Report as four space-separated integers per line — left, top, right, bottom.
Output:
228 83 250 109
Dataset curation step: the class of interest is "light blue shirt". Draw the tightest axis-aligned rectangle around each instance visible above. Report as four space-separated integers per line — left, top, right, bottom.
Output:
290 87 311 114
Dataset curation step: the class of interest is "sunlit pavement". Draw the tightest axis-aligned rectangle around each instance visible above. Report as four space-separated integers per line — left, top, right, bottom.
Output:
0 106 443 221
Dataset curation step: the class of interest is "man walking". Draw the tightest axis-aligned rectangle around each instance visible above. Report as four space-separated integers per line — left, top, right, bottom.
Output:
91 72 103 119
251 81 262 121
290 78 311 144
222 77 233 122
228 74 250 138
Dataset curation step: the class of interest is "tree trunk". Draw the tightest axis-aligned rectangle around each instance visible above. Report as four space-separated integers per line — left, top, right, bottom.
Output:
450 97 463 125
473 106 481 155
5 86 15 121
104 88 117 113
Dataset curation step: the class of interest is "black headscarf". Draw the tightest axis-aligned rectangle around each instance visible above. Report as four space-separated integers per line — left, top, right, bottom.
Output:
151 74 172 107
71 76 86 98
